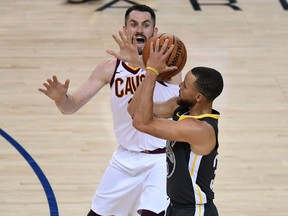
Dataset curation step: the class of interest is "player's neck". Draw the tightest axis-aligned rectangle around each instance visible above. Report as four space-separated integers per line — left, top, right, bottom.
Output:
189 103 212 116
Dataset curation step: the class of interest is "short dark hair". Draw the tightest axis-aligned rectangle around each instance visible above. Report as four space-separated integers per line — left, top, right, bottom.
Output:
124 4 156 27
191 67 224 101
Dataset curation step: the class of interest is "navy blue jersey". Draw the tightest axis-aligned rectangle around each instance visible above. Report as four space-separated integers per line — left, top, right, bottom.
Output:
166 106 220 205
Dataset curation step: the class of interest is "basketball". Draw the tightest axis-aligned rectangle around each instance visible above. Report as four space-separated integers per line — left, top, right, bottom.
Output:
142 33 187 80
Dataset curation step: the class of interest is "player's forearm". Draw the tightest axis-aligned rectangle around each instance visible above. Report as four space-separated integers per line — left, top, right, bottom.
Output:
132 71 156 128
55 94 78 114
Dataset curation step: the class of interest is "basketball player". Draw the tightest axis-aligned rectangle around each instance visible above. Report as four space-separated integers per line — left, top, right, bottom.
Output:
39 4 181 216
128 39 224 216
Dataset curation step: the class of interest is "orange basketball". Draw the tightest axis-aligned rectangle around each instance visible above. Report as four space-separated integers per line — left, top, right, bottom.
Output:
142 33 187 80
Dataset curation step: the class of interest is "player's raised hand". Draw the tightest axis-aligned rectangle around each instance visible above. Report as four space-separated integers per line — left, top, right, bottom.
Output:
106 31 144 68
38 76 70 103
146 39 177 75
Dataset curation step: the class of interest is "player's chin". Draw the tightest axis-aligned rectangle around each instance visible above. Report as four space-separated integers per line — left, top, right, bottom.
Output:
137 44 145 55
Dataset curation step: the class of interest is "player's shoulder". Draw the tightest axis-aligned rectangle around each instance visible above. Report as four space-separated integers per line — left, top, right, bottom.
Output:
93 57 118 74
100 57 118 67
90 57 118 82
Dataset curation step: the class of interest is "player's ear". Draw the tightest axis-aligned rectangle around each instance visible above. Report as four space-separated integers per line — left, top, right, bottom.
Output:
123 26 128 35
153 27 158 36
196 93 205 103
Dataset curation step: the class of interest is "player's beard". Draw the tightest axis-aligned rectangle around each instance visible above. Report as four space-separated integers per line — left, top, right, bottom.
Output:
138 47 143 55
177 97 196 108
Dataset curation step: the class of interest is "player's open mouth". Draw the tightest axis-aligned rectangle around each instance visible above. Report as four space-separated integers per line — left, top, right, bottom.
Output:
136 37 145 44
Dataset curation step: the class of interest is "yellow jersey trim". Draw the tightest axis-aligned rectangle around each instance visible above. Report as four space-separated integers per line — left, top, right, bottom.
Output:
177 113 220 121
126 64 140 71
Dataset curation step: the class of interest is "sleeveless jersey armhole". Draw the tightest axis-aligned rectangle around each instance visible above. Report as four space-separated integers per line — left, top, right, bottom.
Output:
110 59 121 88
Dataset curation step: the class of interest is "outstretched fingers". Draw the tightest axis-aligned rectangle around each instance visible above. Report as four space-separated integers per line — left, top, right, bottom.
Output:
64 79 70 89
161 39 174 57
111 33 122 46
118 31 128 45
107 33 124 57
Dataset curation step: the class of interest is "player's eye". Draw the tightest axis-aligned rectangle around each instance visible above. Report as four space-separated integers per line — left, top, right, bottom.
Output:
130 22 137 28
143 23 150 28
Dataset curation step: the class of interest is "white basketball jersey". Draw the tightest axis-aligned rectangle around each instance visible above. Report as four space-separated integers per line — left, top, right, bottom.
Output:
110 59 179 151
